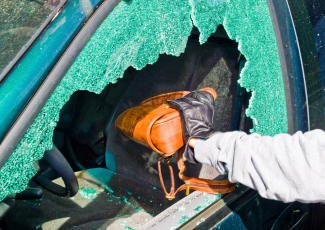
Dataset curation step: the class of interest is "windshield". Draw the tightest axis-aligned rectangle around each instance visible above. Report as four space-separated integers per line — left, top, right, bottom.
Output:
0 0 63 75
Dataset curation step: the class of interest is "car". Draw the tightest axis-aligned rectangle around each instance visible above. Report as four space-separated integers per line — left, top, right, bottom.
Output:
0 0 324 229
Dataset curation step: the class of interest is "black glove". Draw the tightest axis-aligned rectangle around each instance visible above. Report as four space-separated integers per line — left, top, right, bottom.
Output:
168 90 217 163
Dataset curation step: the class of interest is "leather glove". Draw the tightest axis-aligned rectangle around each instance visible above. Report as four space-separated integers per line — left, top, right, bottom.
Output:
168 90 217 163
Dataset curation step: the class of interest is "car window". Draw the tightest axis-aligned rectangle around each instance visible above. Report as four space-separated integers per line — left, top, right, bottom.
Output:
303 1 325 126
288 0 325 130
305 1 325 116
0 0 64 75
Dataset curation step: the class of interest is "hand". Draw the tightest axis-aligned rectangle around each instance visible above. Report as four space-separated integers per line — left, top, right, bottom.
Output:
189 137 198 149
168 90 217 163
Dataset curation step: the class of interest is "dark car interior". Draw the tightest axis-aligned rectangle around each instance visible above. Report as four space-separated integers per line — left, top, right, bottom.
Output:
2 26 250 229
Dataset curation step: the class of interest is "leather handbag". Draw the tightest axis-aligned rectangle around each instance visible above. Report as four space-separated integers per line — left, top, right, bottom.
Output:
115 88 237 199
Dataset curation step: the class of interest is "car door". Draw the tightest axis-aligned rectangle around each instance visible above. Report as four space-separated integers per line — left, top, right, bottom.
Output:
0 0 323 229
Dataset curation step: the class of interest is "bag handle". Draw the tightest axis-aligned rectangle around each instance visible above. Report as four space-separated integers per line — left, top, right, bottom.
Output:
157 156 176 199
157 148 237 200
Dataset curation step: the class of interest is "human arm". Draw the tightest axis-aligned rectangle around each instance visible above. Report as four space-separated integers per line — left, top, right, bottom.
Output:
191 130 325 203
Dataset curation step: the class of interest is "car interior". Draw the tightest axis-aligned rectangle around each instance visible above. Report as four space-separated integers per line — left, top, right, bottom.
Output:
3 26 251 230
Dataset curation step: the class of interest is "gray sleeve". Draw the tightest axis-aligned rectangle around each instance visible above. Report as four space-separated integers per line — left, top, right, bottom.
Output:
194 129 325 203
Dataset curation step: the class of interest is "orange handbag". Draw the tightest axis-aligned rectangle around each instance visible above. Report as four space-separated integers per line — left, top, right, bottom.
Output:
115 88 237 200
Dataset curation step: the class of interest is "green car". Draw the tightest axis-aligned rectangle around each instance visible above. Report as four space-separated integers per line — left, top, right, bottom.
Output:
0 0 324 229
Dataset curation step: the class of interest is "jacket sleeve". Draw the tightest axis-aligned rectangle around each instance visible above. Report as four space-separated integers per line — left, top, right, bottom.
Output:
194 129 325 203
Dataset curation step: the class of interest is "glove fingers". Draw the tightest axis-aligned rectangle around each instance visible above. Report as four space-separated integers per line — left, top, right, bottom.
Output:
168 92 214 110
185 90 214 104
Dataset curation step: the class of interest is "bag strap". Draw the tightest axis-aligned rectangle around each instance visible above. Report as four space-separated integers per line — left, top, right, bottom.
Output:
157 156 177 200
157 148 237 200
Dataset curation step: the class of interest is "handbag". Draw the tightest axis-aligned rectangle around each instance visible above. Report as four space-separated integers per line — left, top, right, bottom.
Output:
115 88 237 200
